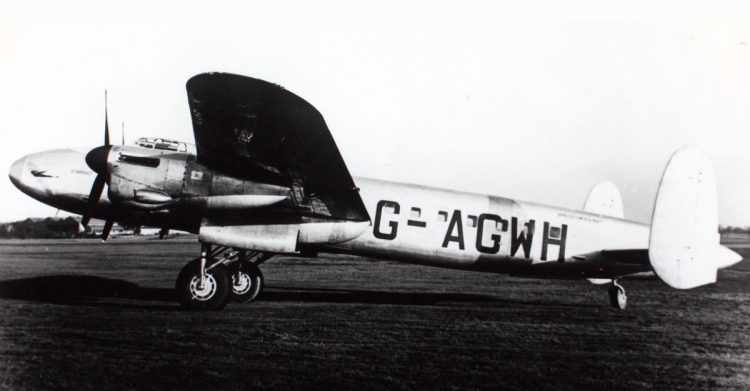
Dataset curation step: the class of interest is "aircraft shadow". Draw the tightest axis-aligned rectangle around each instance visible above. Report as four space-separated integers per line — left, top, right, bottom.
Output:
262 286 598 308
0 275 595 309
0 275 177 310
263 286 504 306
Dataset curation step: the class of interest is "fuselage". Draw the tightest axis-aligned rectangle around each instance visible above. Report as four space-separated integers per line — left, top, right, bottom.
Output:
8 146 650 274
337 178 649 273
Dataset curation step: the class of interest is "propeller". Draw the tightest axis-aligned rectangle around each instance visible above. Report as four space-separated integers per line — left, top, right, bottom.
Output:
81 90 114 240
101 220 114 241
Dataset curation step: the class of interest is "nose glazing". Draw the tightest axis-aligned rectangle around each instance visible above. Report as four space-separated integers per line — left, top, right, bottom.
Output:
8 156 28 189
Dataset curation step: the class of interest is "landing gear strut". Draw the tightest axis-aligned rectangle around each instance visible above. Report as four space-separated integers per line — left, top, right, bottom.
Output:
608 280 627 310
175 244 270 310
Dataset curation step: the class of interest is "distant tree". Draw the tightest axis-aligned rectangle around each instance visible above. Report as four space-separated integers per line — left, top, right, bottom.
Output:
0 217 83 239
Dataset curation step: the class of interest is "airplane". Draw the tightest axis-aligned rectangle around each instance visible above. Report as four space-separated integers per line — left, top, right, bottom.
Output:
8 72 742 311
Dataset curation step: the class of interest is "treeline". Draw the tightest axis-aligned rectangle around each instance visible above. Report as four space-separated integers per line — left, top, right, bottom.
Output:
719 226 750 234
0 217 84 239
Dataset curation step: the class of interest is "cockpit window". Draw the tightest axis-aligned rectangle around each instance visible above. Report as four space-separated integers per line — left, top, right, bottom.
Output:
135 137 188 152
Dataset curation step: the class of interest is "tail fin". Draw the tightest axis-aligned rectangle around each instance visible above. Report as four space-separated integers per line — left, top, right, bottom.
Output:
583 181 624 218
648 147 739 289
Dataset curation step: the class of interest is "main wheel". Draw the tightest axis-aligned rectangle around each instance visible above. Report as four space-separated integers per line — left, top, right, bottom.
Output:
230 262 264 303
608 283 627 310
176 259 231 310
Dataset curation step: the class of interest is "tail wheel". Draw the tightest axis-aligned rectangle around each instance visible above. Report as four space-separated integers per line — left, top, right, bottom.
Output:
608 281 627 310
176 259 231 310
231 262 264 303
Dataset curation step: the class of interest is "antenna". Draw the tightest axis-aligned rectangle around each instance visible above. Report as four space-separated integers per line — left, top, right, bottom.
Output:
121 121 125 146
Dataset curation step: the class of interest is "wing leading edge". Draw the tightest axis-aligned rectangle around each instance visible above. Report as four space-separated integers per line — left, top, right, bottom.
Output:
186 72 369 222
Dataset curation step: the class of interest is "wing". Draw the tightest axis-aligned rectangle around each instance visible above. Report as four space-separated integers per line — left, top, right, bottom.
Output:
186 72 369 222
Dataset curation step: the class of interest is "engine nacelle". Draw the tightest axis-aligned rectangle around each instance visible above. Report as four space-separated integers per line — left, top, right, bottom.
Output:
106 145 290 211
199 221 371 253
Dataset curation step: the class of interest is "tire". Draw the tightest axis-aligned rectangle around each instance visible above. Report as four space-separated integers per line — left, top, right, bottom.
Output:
176 259 231 310
230 262 264 303
608 284 627 310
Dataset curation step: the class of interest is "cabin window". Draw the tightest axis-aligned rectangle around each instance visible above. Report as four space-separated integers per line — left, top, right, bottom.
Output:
410 207 421 219
467 215 477 227
438 211 448 222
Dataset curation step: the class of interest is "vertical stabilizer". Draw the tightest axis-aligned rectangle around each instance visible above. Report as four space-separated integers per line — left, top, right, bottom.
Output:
648 147 726 289
583 181 624 218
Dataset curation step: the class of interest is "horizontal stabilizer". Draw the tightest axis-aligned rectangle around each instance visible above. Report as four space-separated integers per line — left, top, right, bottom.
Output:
583 181 624 218
649 147 722 289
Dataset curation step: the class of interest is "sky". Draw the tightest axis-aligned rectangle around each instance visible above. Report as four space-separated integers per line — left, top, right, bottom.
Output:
1 1 749 226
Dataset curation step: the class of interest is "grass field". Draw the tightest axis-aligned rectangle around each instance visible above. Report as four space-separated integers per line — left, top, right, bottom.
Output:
0 239 749 390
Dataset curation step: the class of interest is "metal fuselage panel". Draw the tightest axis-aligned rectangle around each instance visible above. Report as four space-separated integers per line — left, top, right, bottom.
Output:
332 177 650 272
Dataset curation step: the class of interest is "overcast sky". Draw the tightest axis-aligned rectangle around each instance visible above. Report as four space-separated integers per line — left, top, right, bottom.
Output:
2 1 749 225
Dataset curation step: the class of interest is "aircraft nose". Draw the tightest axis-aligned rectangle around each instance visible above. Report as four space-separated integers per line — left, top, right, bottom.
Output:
8 155 28 189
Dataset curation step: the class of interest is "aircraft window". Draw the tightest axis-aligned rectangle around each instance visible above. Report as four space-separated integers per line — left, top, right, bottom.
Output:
118 153 160 168
410 207 421 219
550 226 561 238
135 137 188 152
438 211 448 222
467 215 477 227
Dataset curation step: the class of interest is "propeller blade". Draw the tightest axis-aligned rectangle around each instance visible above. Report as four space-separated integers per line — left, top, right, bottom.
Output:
81 174 106 227
104 90 110 146
101 219 114 241
81 215 91 228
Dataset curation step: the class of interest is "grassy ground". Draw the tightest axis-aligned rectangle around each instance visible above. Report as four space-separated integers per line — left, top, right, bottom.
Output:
0 239 749 390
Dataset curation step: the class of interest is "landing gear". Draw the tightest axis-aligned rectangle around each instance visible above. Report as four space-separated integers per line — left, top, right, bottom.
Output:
175 245 271 310
229 252 264 303
608 280 627 310
176 257 231 310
